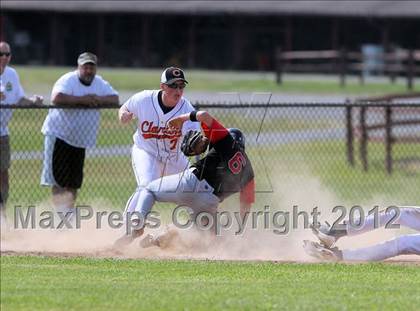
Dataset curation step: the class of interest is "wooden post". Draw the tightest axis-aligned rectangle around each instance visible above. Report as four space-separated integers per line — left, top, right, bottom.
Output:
331 18 339 74
141 16 150 66
78 15 85 55
389 49 397 84
407 49 414 90
346 102 355 166
385 105 393 174
0 14 6 40
232 17 244 69
381 25 390 54
275 47 283 84
187 17 196 68
360 105 368 171
283 17 292 70
285 17 292 52
339 47 347 87
390 64 397 84
382 25 391 84
359 69 365 85
331 18 339 51
49 14 59 65
358 52 365 85
96 15 105 64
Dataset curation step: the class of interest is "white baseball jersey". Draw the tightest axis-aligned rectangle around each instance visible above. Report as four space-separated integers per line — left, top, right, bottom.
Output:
0 66 25 136
124 90 199 160
41 71 118 148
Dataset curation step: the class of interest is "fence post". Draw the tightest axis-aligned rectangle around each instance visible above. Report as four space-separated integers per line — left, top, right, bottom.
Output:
407 49 414 90
346 101 354 166
339 48 347 87
385 104 393 174
275 47 283 84
359 67 365 86
360 105 368 171
389 50 397 85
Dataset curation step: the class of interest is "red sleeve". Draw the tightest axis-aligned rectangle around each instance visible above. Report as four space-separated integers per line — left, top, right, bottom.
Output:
240 179 255 204
201 119 229 144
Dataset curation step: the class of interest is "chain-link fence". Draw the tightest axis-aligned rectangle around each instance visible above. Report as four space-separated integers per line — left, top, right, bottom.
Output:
1 102 419 212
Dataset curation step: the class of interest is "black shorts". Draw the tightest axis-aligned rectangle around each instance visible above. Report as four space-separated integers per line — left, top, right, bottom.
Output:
52 138 86 189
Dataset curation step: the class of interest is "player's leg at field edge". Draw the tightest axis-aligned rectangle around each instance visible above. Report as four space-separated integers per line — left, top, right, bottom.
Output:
342 234 420 261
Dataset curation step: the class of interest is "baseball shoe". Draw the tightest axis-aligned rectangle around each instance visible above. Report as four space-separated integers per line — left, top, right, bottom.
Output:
140 227 180 249
113 228 144 249
303 240 343 262
139 233 160 248
311 221 347 248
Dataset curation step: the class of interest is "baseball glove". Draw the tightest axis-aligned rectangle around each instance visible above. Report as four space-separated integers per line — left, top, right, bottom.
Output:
181 130 209 156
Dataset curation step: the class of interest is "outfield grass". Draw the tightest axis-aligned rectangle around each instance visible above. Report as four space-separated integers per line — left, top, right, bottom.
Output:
7 109 331 152
267 140 420 203
1 255 419 311
8 110 135 152
8 156 134 208
15 65 420 95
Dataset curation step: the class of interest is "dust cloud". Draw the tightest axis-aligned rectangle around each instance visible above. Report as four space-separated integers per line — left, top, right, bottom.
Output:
1 175 418 262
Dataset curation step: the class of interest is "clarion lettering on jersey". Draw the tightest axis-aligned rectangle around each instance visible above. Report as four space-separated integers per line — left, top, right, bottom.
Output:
140 120 181 149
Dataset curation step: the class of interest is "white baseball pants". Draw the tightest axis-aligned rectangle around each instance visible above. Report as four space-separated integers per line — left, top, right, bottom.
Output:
124 145 189 214
134 168 220 219
343 206 420 261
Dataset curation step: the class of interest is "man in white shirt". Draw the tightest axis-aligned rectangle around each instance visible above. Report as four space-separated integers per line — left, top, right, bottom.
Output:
0 41 43 221
41 52 119 220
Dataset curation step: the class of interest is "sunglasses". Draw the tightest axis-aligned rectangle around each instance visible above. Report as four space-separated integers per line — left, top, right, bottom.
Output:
0 52 11 57
166 83 186 90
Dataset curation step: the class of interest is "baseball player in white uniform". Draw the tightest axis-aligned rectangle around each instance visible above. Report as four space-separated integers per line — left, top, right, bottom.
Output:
304 206 420 261
0 41 43 221
118 67 199 225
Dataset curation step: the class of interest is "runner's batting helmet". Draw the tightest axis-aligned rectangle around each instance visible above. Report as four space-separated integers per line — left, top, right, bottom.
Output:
228 128 245 150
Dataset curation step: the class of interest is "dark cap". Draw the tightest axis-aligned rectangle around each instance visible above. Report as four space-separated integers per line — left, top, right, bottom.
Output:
161 67 188 84
77 52 97 65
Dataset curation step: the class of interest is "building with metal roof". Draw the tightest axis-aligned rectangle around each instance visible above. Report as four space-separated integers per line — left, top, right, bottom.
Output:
1 1 419 68
3 1 420 17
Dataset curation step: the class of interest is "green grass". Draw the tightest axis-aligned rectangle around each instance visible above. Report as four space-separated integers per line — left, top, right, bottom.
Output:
260 140 420 203
1 256 419 310
16 65 420 95
8 156 135 207
8 109 332 152
8 110 135 152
